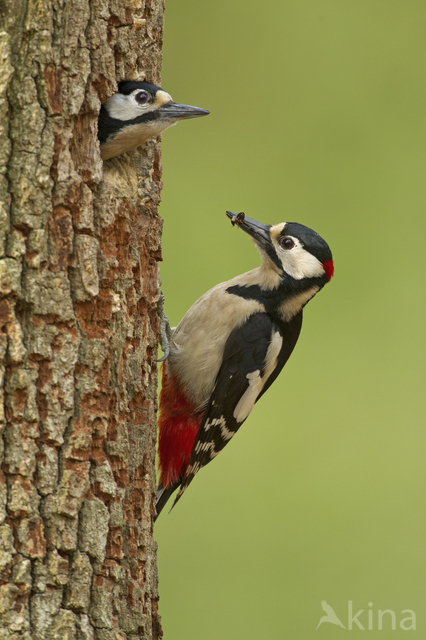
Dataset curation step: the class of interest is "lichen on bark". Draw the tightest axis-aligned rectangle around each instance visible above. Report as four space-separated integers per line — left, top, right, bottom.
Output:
0 0 164 638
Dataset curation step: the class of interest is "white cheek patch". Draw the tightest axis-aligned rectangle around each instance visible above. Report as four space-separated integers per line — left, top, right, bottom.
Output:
104 93 145 121
233 330 283 423
275 238 325 280
104 89 172 122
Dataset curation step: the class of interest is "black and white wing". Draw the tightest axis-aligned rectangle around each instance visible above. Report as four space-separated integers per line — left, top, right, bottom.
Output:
171 310 303 508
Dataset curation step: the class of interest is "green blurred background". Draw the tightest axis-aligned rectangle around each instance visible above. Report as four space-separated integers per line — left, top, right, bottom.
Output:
155 1 426 637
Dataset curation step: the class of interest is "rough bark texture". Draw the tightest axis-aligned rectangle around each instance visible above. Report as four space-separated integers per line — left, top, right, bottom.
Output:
0 1 164 638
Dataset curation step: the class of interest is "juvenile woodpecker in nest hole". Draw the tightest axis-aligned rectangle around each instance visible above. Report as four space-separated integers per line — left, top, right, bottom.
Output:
155 212 334 518
98 81 209 160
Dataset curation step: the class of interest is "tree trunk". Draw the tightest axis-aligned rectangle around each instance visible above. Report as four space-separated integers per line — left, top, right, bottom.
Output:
0 1 164 638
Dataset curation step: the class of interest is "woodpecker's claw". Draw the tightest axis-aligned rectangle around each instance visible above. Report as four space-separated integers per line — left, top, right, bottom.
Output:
157 291 172 362
157 349 169 363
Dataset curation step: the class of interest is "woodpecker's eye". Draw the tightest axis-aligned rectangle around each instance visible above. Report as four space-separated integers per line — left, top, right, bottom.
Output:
135 91 149 104
280 237 295 250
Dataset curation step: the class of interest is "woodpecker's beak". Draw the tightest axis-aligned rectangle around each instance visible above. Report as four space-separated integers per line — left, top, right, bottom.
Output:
226 211 272 251
159 102 210 121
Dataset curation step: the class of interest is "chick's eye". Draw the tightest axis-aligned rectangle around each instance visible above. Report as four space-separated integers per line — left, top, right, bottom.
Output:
280 237 295 250
135 91 149 104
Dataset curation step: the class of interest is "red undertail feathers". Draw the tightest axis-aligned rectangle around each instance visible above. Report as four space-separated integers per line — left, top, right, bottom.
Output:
158 364 203 488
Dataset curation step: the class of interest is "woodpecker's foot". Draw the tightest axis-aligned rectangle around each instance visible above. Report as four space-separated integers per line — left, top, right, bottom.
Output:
157 291 172 362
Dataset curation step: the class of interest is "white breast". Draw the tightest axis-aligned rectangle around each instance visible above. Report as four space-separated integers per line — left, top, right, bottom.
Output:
101 120 176 160
168 270 265 407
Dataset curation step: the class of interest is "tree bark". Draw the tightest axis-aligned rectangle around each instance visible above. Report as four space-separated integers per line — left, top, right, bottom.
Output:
0 1 164 638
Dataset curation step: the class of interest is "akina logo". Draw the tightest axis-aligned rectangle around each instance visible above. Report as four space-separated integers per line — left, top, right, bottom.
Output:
316 601 416 631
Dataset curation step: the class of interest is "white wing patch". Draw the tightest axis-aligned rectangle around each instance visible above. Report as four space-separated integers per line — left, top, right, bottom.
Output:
203 416 226 431
203 416 235 442
233 330 283 423
186 461 201 477
194 441 215 454
263 330 283 381
219 418 236 441
233 370 263 423
193 440 220 460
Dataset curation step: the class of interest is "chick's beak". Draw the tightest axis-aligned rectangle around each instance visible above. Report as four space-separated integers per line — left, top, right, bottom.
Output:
226 211 272 251
159 101 210 120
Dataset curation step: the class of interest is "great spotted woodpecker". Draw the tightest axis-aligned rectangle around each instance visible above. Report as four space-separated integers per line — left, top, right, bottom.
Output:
98 81 209 160
155 212 334 519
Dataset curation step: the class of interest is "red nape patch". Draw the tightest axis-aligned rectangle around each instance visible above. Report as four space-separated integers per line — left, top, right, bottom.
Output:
158 364 203 488
323 260 334 282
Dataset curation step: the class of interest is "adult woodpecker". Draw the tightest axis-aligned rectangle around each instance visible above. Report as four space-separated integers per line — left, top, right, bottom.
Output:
98 81 209 160
156 212 334 519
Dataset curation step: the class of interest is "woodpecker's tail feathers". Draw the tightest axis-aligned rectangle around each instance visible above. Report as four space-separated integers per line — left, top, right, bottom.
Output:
169 468 198 512
155 482 180 521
